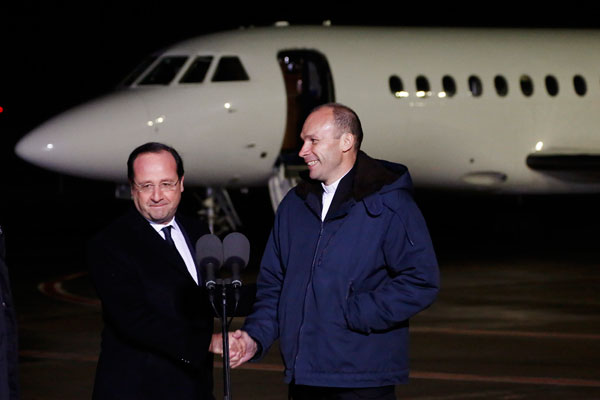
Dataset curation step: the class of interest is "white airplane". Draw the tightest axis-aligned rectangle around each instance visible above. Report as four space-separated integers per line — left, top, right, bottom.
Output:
15 24 600 228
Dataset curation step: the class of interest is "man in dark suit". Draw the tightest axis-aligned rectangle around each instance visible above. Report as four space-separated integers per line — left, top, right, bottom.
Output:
89 142 226 399
0 225 19 400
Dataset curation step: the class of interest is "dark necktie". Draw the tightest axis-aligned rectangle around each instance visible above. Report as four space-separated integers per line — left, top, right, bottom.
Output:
162 226 178 252
162 226 201 284
162 225 188 269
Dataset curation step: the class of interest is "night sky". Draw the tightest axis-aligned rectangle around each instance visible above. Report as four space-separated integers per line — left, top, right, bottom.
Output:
2 4 600 274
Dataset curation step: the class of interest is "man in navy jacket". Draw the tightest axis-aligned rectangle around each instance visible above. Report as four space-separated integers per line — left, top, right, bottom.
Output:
234 103 440 399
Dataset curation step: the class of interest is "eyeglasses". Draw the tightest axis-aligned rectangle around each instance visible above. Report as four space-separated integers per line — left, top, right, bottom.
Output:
133 179 180 193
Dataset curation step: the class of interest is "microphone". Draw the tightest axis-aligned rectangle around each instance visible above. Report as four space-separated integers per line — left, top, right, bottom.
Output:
222 232 250 289
195 234 223 291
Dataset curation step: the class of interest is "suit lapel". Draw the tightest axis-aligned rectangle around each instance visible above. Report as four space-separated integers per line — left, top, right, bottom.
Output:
127 210 196 283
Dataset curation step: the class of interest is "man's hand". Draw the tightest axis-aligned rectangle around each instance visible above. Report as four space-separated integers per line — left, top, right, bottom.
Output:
209 330 249 366
230 330 258 368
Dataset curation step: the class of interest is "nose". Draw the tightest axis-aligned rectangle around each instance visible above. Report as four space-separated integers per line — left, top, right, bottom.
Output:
298 141 310 158
150 191 162 202
149 185 165 202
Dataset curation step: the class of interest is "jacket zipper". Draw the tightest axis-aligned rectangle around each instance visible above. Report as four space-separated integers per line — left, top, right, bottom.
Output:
292 219 324 377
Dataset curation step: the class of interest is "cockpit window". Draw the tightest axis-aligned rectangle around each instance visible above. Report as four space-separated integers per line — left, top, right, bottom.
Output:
121 55 158 86
139 56 188 85
211 56 250 82
180 56 214 83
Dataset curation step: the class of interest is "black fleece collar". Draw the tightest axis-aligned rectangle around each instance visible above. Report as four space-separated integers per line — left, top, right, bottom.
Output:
295 151 404 201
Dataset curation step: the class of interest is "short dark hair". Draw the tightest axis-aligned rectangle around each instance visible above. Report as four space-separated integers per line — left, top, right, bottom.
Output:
127 142 184 183
312 103 363 150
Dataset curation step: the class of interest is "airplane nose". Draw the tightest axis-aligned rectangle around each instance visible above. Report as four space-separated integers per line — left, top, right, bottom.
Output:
15 91 151 182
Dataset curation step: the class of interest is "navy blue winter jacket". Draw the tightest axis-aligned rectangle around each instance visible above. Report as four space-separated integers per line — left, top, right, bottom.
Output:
243 151 439 388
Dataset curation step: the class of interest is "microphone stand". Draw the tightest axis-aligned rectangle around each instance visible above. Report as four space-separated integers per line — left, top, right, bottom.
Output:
210 278 234 400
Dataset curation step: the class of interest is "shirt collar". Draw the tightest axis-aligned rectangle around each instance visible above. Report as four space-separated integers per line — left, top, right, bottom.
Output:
321 168 352 195
148 217 177 234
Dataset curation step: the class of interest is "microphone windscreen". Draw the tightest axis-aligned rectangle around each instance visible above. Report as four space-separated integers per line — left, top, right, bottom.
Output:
223 232 250 268
195 234 223 267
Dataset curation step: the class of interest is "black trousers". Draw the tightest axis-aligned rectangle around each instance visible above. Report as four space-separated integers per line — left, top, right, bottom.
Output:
289 383 396 400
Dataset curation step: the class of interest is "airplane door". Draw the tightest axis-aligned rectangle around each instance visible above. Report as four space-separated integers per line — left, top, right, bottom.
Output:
277 50 335 160
267 50 335 210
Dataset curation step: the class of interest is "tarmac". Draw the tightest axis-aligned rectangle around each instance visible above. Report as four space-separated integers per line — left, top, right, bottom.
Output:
4 184 600 399
11 249 600 399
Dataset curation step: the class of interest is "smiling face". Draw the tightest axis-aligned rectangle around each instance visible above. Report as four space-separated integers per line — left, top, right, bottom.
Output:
131 150 184 224
299 107 356 185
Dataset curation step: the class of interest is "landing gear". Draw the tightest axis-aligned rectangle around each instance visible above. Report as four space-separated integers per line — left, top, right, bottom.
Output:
195 187 242 236
193 163 301 237
268 163 299 211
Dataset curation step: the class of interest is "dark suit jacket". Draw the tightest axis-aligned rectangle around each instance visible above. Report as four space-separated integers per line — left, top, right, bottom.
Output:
0 227 19 400
88 208 214 400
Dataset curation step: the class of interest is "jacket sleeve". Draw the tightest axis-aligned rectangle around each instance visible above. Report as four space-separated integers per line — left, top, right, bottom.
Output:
241 215 285 360
345 196 440 333
88 237 211 368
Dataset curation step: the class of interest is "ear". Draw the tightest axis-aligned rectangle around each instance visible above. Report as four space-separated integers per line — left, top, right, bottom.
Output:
340 132 355 153
180 176 185 192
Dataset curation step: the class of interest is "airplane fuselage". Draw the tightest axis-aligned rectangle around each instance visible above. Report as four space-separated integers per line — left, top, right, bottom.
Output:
15 26 600 193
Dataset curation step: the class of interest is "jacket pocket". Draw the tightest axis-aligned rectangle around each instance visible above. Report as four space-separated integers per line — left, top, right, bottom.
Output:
342 281 355 329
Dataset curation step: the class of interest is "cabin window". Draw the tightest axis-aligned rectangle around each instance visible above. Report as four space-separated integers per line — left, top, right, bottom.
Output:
545 75 559 96
415 75 431 98
573 75 587 96
212 56 250 81
180 56 214 83
494 75 508 96
389 75 407 98
139 56 188 85
520 75 534 97
441 75 456 97
121 55 158 86
468 75 482 97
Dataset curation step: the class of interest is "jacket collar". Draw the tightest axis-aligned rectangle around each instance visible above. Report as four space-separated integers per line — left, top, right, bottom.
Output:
295 150 404 202
126 208 196 282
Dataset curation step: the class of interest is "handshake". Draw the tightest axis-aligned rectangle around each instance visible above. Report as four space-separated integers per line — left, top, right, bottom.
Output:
209 330 258 368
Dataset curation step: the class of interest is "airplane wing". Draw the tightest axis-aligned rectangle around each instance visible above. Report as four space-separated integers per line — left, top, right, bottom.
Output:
526 153 600 171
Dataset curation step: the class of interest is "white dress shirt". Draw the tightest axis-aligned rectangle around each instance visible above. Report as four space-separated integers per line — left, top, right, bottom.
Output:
149 219 198 284
321 169 351 221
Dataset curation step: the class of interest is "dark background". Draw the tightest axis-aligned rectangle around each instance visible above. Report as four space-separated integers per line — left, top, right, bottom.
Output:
2 3 600 282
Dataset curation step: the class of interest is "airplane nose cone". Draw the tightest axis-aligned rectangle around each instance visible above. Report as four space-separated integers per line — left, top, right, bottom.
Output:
15 91 151 181
15 128 60 169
